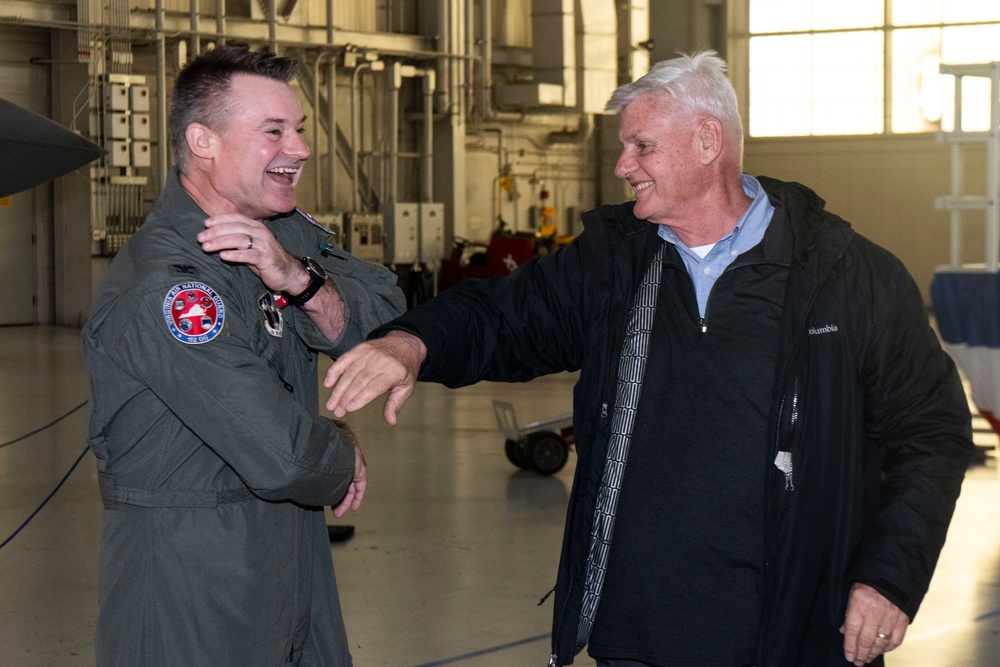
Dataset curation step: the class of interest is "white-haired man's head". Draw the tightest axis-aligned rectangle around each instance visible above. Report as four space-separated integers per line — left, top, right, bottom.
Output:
606 50 744 160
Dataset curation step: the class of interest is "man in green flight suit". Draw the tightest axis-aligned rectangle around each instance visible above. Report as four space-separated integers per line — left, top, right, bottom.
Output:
82 46 404 666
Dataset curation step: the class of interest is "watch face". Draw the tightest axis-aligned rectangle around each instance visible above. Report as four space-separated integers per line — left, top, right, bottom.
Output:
303 257 328 281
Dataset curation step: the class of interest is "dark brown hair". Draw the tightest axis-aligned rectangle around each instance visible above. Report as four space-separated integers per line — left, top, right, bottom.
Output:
168 45 299 171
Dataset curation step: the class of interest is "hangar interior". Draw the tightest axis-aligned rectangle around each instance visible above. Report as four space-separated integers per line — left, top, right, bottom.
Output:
1 1 1000 665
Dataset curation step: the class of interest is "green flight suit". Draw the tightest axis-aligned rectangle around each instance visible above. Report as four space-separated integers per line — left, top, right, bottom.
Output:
83 169 405 666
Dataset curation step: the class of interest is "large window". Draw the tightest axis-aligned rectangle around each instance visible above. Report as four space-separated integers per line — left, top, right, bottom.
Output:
744 0 1000 136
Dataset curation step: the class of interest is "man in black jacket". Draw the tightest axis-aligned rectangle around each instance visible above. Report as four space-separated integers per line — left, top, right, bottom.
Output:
323 51 973 667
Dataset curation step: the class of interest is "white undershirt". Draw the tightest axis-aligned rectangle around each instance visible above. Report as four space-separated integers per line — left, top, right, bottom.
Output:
689 243 716 259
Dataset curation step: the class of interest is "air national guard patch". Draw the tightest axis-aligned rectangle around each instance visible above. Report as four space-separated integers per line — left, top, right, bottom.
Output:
257 291 284 338
163 282 225 344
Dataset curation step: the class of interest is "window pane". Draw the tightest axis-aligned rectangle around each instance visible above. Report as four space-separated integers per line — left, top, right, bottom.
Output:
893 24 1000 133
895 1 1000 26
941 23 1000 63
893 0 943 26
944 1 1000 24
750 0 813 34
941 24 1000 131
749 31 883 136
749 35 814 136
891 28 945 133
750 0 882 33
812 0 883 30
811 32 884 134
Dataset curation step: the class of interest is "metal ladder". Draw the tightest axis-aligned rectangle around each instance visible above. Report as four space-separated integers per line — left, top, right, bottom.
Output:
935 61 1000 272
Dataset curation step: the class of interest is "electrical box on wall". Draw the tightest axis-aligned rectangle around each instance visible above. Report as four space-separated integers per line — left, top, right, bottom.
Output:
419 203 445 263
105 84 129 111
105 113 130 139
131 142 151 168
107 141 131 167
130 114 151 140
310 213 343 247
345 213 385 264
101 74 150 172
129 85 150 112
382 202 419 265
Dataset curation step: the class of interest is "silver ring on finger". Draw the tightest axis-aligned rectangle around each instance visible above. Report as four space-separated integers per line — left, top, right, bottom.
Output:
876 632 889 640
247 234 254 250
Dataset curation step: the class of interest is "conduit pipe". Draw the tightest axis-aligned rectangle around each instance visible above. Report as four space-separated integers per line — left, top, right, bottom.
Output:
464 0 474 120
349 60 384 212
267 0 277 52
155 0 168 187
435 0 465 117
189 0 200 55
215 0 225 45
388 63 401 204
326 0 335 212
388 64 436 204
312 51 335 212
422 69 436 202
476 0 522 123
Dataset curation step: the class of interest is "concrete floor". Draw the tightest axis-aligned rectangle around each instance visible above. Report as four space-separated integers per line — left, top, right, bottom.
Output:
1 325 998 667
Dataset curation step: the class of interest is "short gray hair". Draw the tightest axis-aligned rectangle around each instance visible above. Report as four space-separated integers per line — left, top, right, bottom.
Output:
606 50 743 155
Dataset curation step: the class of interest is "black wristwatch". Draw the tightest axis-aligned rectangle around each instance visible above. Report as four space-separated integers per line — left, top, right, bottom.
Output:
283 256 328 308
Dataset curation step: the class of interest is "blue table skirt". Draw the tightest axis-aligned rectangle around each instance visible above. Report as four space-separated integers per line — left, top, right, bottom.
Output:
931 271 1000 435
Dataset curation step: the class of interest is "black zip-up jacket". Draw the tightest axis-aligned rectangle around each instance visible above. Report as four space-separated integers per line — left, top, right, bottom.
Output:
380 177 973 666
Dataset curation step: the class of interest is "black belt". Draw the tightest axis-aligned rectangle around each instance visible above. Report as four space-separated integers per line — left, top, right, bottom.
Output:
98 471 257 509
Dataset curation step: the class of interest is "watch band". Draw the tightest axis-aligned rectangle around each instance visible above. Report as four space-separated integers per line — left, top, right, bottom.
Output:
283 257 327 308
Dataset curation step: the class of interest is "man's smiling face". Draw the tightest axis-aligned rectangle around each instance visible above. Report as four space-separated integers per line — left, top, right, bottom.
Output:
613 91 705 227
207 73 309 220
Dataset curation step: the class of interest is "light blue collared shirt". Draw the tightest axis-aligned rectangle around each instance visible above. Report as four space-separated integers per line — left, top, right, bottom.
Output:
657 174 775 318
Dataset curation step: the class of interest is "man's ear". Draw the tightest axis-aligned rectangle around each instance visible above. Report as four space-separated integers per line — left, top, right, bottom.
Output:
185 123 216 160
697 117 723 165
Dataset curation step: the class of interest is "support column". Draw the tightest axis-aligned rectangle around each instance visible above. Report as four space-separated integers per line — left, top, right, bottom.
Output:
50 30 95 327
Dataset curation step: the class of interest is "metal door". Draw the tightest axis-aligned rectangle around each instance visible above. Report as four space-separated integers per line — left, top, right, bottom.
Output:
0 194 36 324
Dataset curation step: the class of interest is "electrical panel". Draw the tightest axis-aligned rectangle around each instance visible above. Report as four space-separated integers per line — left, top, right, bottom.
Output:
131 142 151 168
345 213 385 264
101 74 150 172
418 203 446 263
382 202 419 265
310 213 343 247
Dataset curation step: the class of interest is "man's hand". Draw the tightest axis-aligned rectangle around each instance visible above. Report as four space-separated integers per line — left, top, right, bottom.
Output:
324 331 427 424
332 443 367 518
198 212 347 342
841 583 909 665
197 213 308 295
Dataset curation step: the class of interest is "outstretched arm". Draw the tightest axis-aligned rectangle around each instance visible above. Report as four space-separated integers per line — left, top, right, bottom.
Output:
324 331 428 424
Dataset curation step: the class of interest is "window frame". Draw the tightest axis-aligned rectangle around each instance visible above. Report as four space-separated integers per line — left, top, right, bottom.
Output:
728 0 1000 138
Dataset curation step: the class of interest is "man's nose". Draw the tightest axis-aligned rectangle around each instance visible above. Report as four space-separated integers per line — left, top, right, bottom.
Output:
614 149 633 180
286 132 310 160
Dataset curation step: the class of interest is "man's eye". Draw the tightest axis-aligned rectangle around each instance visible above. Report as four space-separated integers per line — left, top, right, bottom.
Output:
296 127 306 135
